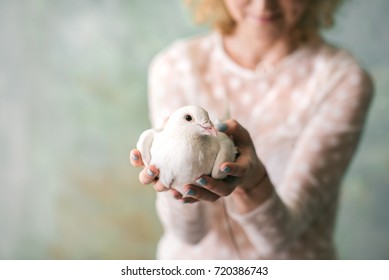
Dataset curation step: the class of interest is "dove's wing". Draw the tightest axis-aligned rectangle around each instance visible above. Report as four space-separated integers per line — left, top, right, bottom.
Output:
211 133 237 179
136 128 162 166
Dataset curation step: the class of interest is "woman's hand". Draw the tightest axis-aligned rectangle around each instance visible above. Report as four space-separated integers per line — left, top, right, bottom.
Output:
182 120 274 212
129 149 183 199
130 119 273 210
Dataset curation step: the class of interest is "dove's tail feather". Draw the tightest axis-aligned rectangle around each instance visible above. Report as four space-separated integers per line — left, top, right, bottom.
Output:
136 128 161 166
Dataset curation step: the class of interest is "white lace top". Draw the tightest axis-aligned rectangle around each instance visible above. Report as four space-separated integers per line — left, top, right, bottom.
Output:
147 32 373 259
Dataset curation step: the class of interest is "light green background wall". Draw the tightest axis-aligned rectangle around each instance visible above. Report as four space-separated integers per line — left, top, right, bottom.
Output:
0 0 388 259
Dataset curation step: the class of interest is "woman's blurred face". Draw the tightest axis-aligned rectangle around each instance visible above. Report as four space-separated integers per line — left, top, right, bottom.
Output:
224 0 307 40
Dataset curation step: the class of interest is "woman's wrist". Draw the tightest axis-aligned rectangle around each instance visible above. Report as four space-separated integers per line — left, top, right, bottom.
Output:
231 170 274 214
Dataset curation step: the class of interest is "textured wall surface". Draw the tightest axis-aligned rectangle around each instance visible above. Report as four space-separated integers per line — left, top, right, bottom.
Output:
0 0 388 259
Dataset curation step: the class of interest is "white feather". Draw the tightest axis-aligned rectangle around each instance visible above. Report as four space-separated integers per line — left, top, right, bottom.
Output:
136 105 237 194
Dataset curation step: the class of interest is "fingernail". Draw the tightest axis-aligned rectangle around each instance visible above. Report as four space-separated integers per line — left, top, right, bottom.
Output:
196 177 208 186
216 122 228 132
186 188 197 196
222 166 231 173
131 153 139 161
146 168 155 177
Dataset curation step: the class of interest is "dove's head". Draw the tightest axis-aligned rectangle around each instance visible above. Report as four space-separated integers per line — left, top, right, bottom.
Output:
165 106 218 137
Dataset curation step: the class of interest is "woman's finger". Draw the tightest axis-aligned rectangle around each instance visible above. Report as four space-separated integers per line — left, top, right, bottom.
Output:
130 149 144 167
183 183 221 202
202 176 237 197
180 197 199 204
219 158 249 178
187 176 235 198
217 119 253 147
139 165 159 185
170 189 183 199
153 180 170 192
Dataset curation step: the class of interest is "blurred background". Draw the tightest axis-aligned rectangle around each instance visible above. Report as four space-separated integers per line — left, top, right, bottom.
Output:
0 0 388 259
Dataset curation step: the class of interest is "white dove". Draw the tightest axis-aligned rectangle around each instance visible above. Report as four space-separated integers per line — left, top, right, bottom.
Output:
136 105 237 194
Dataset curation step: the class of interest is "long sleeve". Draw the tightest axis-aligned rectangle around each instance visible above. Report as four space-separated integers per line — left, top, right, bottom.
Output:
148 49 211 244
149 33 374 259
227 62 374 256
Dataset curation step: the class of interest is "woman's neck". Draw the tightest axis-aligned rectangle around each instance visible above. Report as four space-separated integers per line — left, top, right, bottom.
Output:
222 27 298 70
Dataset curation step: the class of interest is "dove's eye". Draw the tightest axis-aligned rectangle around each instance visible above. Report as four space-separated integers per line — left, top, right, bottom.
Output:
184 114 193 122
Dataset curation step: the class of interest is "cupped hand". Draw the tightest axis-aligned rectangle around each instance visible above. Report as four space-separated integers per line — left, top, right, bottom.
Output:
129 149 183 199
181 119 268 204
130 119 270 206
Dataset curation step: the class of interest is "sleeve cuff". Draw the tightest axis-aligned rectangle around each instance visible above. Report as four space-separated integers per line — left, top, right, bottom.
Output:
226 190 281 226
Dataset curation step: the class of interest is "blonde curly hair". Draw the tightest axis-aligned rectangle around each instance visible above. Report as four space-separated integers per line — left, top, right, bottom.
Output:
185 0 345 41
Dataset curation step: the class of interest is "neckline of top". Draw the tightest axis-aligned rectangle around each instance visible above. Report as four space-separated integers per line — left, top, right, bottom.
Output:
211 31 309 79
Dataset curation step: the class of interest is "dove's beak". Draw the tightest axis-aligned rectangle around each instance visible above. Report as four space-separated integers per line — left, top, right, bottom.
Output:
200 122 218 137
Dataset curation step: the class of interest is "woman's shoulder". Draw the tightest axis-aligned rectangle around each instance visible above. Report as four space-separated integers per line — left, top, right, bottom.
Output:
310 41 368 76
308 41 374 99
149 33 216 72
307 40 372 86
